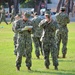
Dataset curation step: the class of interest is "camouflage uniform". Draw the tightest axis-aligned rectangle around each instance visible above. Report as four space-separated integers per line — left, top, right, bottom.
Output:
12 19 26 57
10 8 15 23
56 8 70 58
0 7 8 25
31 15 43 58
14 18 32 70
39 19 59 69
12 19 19 55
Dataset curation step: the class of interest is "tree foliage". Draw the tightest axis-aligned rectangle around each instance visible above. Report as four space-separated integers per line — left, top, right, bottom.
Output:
20 0 35 8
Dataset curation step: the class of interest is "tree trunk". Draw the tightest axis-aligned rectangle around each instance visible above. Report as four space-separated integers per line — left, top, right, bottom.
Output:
34 0 41 15
64 0 70 15
56 0 63 13
8 0 12 13
13 0 19 15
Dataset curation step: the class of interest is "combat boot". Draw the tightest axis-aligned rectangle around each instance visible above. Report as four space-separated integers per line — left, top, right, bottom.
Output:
16 66 20 71
54 66 58 70
27 67 31 70
62 54 66 58
37 56 40 59
46 65 49 69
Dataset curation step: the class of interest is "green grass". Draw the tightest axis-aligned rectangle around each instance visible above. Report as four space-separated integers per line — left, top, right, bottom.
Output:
0 22 75 75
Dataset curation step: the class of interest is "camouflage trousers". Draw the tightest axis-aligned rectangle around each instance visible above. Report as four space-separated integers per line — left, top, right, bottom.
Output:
16 36 32 68
13 33 18 48
56 31 68 56
10 16 15 23
0 17 8 24
13 34 26 57
42 38 58 67
32 37 42 58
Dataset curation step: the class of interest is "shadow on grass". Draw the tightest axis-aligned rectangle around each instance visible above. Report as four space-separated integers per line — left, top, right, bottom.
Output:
58 59 75 62
28 70 75 75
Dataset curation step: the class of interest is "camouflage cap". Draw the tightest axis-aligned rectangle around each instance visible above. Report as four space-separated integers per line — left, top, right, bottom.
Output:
60 7 66 11
24 12 31 18
45 10 51 16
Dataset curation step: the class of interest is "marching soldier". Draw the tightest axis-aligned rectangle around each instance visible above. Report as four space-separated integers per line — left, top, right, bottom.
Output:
10 5 15 24
31 12 43 59
13 12 33 71
39 11 59 70
56 7 70 58
0 5 8 25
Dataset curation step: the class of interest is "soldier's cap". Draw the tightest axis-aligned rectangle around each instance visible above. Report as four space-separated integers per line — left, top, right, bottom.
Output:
45 10 51 16
24 12 31 18
60 7 66 11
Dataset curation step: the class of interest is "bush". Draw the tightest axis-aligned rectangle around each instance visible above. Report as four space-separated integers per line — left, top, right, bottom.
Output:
20 0 35 8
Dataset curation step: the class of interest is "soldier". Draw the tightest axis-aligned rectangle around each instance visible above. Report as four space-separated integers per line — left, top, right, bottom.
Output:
14 12 33 71
39 8 45 20
39 11 59 70
31 12 43 59
56 7 70 58
12 14 21 56
10 5 15 24
0 5 8 25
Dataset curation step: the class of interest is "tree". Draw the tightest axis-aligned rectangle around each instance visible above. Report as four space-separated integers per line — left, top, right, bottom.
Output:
56 0 63 13
56 0 73 15
0 0 25 15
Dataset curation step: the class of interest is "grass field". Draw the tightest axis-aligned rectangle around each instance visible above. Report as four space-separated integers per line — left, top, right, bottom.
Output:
0 22 75 75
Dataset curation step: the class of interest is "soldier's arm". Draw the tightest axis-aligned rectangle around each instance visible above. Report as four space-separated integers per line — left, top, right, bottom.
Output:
52 21 59 31
14 21 24 33
28 21 34 34
38 19 47 28
66 15 70 24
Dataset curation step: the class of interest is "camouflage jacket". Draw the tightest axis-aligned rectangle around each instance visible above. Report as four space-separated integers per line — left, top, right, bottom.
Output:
56 12 70 27
31 16 42 37
39 19 59 40
56 12 70 32
14 19 32 37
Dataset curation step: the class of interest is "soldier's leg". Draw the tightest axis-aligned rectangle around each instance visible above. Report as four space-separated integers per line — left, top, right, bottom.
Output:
10 16 14 24
13 36 17 56
33 37 40 58
57 34 61 57
16 37 25 71
16 52 22 71
38 37 43 55
25 40 32 70
3 18 8 25
51 43 59 70
10 16 13 24
61 32 68 58
43 41 50 69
